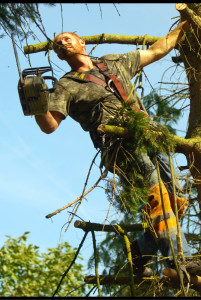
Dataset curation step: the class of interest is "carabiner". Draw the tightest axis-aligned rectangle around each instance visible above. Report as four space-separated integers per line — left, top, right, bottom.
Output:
107 79 115 93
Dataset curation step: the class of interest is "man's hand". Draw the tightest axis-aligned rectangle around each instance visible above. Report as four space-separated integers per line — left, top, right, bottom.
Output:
35 111 64 134
139 20 190 68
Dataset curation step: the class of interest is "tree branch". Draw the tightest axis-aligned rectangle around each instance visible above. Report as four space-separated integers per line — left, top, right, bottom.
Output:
84 272 201 294
45 166 108 219
24 34 161 54
84 274 158 285
163 267 201 294
52 231 88 297
176 3 201 30
74 220 148 233
97 123 201 156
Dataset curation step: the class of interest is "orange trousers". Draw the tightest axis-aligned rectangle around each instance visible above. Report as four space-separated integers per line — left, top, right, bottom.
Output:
145 182 188 238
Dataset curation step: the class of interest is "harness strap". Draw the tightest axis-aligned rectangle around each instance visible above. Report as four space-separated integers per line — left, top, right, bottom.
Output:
94 62 149 117
64 61 148 117
85 74 107 89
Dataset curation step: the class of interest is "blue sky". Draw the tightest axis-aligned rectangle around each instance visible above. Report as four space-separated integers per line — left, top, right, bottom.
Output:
1 3 189 276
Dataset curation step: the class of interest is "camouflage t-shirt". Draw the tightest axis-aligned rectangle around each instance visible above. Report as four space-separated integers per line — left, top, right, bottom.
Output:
49 50 141 134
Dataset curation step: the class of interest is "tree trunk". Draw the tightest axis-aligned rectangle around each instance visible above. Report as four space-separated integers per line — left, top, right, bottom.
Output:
176 3 201 215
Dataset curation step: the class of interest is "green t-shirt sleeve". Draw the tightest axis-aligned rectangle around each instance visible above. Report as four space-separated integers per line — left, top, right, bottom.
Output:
101 50 141 80
48 78 72 118
119 50 141 79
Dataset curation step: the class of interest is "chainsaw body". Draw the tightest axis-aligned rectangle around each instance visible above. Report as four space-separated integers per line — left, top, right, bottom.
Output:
18 67 57 116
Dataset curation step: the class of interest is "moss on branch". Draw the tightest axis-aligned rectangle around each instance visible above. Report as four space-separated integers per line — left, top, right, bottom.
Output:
24 34 161 54
74 220 148 233
97 124 201 156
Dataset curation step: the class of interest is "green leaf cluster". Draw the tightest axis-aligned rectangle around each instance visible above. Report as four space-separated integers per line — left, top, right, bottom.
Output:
0 232 86 297
0 3 54 38
143 91 182 135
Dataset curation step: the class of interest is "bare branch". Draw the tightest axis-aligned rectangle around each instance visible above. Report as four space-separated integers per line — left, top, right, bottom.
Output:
24 34 161 54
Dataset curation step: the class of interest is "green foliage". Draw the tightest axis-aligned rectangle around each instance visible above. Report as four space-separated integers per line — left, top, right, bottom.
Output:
143 91 182 135
93 99 184 296
0 3 54 39
0 232 86 297
104 104 176 220
117 107 176 154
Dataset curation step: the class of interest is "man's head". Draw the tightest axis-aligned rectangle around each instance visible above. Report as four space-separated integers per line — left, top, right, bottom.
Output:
53 32 86 61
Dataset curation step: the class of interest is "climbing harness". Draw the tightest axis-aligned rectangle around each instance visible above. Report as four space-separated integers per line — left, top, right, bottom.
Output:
64 60 149 118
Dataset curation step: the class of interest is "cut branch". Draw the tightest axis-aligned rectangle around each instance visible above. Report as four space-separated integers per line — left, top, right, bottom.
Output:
97 124 130 138
24 34 161 54
176 3 201 30
74 220 148 233
163 267 201 294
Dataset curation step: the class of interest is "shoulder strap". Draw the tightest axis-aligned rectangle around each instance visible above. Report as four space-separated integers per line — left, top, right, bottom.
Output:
94 61 134 102
94 61 148 116
64 71 108 89
64 64 148 117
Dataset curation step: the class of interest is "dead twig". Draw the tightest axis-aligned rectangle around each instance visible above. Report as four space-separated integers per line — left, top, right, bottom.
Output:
52 231 88 297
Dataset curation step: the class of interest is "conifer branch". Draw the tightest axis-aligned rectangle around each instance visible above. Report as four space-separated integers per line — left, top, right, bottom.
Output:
97 123 201 156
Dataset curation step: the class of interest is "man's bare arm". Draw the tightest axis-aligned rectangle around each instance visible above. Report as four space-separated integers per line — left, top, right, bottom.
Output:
35 111 64 134
139 21 190 68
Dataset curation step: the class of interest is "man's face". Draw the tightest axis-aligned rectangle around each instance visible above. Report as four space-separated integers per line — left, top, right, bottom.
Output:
53 33 85 60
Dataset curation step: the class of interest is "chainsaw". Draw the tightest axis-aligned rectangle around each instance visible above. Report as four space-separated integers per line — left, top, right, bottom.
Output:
12 34 58 116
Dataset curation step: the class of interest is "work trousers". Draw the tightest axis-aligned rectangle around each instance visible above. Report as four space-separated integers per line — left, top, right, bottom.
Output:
137 153 191 262
101 142 192 262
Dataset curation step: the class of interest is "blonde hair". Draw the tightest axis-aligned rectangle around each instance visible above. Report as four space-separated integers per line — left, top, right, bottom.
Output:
54 32 81 41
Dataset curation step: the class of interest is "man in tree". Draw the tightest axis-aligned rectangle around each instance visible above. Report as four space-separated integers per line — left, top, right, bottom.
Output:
34 21 201 277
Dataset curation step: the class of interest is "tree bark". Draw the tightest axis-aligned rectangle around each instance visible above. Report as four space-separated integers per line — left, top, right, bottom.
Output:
163 267 201 294
175 3 201 216
84 274 157 285
84 273 201 294
176 3 201 30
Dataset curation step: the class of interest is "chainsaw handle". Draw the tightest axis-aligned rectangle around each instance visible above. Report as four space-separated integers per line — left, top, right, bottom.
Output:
42 76 58 93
